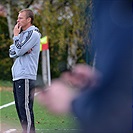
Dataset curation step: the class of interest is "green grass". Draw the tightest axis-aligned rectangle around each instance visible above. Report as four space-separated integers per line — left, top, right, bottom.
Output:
0 80 13 87
0 90 14 105
0 89 78 133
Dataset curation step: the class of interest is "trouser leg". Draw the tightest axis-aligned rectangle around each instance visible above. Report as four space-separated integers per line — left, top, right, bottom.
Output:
13 79 36 133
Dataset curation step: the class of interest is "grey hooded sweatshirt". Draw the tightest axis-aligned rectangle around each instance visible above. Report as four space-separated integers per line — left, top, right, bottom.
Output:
9 25 41 81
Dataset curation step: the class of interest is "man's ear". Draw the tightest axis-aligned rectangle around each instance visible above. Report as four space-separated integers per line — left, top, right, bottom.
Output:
27 17 31 23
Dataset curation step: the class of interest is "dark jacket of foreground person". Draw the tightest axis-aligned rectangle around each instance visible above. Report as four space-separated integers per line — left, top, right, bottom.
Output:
72 0 132 132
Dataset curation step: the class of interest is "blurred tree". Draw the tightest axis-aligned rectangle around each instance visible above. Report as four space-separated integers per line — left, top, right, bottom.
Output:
0 16 8 37
0 34 13 80
39 0 92 79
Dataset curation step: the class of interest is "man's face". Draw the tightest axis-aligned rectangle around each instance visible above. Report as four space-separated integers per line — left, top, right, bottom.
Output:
17 12 30 29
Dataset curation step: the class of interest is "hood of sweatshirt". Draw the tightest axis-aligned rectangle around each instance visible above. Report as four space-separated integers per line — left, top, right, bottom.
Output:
22 25 41 37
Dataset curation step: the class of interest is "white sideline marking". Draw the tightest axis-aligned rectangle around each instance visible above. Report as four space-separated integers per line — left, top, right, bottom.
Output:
3 128 79 133
0 92 40 110
3 129 16 133
0 101 15 110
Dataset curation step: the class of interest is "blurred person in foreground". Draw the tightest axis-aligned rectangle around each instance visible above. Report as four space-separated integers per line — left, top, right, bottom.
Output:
36 0 132 133
9 9 41 133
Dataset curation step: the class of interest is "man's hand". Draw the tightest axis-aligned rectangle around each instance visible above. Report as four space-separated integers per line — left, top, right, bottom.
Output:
13 23 22 36
24 48 33 55
27 48 33 54
36 79 76 114
60 64 100 89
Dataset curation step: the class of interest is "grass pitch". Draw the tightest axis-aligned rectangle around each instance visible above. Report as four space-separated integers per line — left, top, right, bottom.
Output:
0 86 78 133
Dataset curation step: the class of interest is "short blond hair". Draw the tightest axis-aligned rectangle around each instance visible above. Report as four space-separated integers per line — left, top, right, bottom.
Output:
19 9 34 24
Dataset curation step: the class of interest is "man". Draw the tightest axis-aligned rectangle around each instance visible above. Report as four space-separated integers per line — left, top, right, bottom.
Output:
9 9 41 133
36 0 132 133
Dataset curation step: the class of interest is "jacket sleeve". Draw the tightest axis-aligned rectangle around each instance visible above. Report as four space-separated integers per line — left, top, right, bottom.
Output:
13 30 40 56
9 44 18 58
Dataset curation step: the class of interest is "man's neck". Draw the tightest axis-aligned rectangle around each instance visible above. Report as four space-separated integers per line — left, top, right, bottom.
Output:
22 24 32 31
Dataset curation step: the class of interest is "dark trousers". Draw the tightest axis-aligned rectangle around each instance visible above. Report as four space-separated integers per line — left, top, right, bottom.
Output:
13 79 36 133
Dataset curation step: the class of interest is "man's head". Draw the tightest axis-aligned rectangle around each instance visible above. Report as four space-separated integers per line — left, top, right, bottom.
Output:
17 9 34 30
